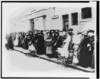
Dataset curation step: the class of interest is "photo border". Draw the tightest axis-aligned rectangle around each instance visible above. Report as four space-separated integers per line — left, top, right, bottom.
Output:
1 1 99 79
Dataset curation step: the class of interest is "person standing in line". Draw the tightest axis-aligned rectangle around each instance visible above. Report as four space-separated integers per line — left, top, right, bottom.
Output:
6 33 14 50
57 32 71 59
23 33 30 50
77 30 94 68
14 33 19 47
72 32 83 64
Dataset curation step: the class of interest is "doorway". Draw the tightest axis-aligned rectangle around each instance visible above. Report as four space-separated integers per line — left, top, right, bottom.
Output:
30 19 34 31
62 14 69 31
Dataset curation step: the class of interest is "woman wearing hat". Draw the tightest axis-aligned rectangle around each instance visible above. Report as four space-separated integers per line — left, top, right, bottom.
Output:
23 33 30 50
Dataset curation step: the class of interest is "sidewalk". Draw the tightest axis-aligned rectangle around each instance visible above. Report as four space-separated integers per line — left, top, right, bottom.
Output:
14 47 95 73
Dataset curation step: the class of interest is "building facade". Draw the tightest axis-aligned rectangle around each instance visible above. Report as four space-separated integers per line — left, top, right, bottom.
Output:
16 6 96 34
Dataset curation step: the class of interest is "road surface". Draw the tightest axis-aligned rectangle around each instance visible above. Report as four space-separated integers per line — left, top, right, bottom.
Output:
2 48 96 78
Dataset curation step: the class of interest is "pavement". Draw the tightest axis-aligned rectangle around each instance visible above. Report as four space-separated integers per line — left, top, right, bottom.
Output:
2 47 96 78
13 47 95 73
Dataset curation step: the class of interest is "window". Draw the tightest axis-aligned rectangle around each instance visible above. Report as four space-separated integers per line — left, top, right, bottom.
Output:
71 12 78 25
81 7 92 19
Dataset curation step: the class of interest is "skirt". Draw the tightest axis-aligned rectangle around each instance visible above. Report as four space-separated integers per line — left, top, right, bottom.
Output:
14 39 18 46
28 44 36 51
46 46 52 54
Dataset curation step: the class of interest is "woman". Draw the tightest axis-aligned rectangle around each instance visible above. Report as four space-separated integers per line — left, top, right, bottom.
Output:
23 34 30 50
57 33 71 58
13 33 19 46
77 35 91 67
54 32 64 49
72 33 83 64
18 33 23 47
36 33 46 55
77 30 94 68
28 34 37 54
6 34 14 50
5 34 9 50
45 32 53 55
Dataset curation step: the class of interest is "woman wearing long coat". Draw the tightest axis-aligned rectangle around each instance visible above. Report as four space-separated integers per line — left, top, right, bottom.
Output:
23 34 30 50
77 35 94 68
36 33 46 55
18 33 22 47
57 33 71 58
6 34 14 50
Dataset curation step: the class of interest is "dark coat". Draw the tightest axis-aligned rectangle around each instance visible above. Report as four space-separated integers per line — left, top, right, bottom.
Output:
54 36 63 49
22 36 30 50
31 34 46 54
36 34 46 54
78 36 94 68
18 36 22 47
6 36 14 49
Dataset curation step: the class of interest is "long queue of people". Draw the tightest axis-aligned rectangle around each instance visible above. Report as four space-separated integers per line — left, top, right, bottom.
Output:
5 29 95 69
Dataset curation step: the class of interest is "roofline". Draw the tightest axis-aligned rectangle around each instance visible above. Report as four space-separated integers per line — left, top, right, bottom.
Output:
20 7 53 19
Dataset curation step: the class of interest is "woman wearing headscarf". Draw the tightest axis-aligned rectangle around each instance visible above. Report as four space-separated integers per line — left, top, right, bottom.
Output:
5 34 10 50
54 32 64 50
57 32 71 59
18 33 23 47
72 32 83 64
77 30 94 68
23 33 30 50
51 32 61 58
45 32 53 56
36 33 46 55
14 33 19 46
6 34 14 50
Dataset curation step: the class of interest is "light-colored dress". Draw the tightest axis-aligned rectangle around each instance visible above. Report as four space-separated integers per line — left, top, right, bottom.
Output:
72 35 82 64
14 34 19 46
73 35 82 45
29 44 36 51
57 34 71 58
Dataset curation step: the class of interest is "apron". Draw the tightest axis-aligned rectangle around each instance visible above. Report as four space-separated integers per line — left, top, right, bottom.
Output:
45 39 52 54
28 44 36 51
46 46 52 54
14 39 18 46
58 35 71 58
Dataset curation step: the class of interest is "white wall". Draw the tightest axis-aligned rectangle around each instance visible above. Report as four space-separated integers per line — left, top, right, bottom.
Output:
51 15 63 30
55 6 96 34
34 17 44 30
55 7 82 34
45 16 63 30
14 2 96 33
15 7 96 34
44 8 55 30
16 20 31 32
18 8 54 31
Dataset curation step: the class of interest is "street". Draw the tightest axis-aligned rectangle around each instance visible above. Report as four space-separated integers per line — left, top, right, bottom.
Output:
2 48 96 78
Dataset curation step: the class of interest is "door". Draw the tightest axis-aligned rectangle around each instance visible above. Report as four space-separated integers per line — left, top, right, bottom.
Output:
62 14 69 31
30 19 34 31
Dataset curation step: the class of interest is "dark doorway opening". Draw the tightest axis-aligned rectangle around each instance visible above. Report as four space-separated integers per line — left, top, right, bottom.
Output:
30 19 34 31
71 12 78 25
62 14 69 31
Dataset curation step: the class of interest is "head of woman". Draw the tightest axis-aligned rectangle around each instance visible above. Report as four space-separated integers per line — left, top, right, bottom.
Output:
87 30 94 37
55 32 59 38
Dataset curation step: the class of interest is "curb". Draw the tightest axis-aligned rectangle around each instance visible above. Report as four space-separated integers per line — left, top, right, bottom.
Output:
14 47 95 73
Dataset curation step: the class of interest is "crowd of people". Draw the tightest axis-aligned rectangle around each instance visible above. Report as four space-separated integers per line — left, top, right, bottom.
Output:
5 28 95 69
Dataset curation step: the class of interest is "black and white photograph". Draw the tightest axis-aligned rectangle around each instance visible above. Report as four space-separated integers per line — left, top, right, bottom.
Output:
1 1 98 78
